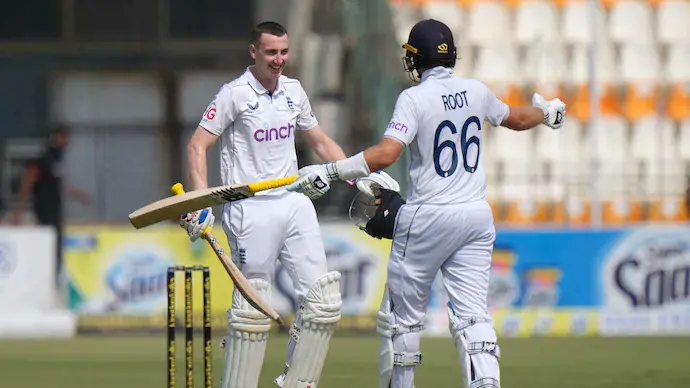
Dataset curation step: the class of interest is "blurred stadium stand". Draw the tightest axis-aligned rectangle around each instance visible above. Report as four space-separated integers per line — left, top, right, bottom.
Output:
0 0 688 227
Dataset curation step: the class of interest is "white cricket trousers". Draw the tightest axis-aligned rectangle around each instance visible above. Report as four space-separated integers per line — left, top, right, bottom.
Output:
387 199 496 325
221 190 328 298
385 199 499 387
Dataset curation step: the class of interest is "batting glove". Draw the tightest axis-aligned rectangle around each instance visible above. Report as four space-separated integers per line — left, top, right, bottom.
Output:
346 171 400 198
532 93 566 130
286 165 333 200
179 207 215 242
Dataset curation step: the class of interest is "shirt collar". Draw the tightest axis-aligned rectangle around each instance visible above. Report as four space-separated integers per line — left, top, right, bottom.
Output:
245 66 285 96
420 66 453 83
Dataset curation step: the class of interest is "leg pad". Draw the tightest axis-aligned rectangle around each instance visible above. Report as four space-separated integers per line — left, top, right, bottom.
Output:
221 279 272 388
282 271 342 388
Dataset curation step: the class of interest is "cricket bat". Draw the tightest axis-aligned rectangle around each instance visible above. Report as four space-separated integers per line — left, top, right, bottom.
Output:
170 183 285 327
128 176 297 229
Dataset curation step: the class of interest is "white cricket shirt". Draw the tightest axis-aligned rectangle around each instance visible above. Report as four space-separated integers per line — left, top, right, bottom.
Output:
384 66 509 205
198 66 318 195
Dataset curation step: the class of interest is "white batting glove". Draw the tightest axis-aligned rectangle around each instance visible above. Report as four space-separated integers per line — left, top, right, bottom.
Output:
532 93 566 130
346 171 400 198
286 165 334 200
179 207 215 242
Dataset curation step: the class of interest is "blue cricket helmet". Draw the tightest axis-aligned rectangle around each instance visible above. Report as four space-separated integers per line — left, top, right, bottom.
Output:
402 19 458 82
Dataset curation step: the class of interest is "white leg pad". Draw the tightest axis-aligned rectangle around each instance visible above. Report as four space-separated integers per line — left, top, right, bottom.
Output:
378 287 423 388
221 279 272 388
448 305 501 388
282 271 342 388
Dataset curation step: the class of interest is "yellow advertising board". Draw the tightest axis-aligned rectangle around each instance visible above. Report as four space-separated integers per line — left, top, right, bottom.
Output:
64 223 394 332
65 225 239 329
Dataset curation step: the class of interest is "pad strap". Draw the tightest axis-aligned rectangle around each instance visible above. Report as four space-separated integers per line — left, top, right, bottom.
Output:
467 341 500 360
377 311 424 337
393 352 422 366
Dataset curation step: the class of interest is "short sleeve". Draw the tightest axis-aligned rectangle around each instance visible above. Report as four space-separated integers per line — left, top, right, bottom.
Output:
483 84 510 127
296 86 318 131
198 86 235 136
383 91 418 146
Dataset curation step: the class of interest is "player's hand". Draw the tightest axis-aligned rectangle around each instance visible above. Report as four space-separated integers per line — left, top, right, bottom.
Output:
179 207 215 242
286 165 332 200
532 93 565 130
346 171 400 198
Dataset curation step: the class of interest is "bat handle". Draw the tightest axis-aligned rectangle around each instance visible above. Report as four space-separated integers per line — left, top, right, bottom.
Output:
247 175 297 193
171 182 185 196
170 182 212 238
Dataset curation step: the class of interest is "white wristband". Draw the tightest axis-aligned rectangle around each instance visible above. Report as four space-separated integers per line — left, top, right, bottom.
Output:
330 152 371 181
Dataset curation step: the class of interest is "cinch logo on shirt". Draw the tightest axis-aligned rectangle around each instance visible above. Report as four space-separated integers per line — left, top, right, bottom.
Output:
254 123 295 142
387 121 408 133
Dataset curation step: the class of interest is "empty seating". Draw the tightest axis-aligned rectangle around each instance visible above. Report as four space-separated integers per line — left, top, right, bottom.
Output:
515 1 560 45
609 0 655 44
467 1 512 45
473 43 521 88
586 116 631 199
522 43 566 88
492 127 535 199
629 115 682 196
390 0 420 44
665 43 690 84
535 119 584 200
568 41 617 87
420 1 464 36
620 43 662 122
657 0 690 44
562 1 607 45
679 119 690 162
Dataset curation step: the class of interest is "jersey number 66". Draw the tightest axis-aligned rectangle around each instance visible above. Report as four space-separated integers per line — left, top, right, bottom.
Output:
433 116 481 178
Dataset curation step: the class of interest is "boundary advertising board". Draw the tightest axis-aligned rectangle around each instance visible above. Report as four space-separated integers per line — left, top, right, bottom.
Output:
64 223 690 337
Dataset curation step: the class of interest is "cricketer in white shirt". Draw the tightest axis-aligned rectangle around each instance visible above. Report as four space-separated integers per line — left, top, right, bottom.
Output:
287 18 566 388
180 21 400 388
198 65 354 388
198 68 316 189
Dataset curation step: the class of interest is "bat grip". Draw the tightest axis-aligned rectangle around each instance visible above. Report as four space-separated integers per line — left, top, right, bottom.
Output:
247 175 297 193
171 182 185 196
170 183 212 237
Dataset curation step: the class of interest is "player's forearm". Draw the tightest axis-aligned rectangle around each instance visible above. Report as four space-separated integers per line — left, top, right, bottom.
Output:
329 138 402 181
312 136 347 163
502 106 544 131
363 145 397 172
187 142 209 190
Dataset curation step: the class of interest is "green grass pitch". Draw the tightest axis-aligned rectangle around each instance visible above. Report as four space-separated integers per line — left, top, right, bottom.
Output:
1 334 689 387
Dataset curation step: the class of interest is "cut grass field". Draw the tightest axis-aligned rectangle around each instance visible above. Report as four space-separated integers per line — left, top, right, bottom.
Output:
1 334 689 387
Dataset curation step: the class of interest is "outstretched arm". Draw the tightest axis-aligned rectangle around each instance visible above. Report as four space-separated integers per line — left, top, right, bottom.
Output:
501 93 565 131
362 138 404 172
287 90 415 199
501 106 546 131
299 125 347 162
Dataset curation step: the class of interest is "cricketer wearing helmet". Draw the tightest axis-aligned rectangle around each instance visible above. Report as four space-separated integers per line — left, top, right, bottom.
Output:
287 18 566 388
178 21 396 388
